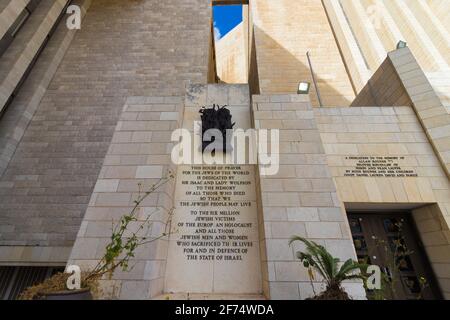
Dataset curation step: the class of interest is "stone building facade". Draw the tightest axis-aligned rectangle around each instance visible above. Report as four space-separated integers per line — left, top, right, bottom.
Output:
0 0 449 300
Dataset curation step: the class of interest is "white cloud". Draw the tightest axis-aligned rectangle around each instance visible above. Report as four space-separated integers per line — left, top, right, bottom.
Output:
214 22 222 42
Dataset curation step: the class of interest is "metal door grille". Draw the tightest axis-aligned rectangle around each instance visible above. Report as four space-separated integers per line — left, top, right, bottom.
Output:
0 266 64 300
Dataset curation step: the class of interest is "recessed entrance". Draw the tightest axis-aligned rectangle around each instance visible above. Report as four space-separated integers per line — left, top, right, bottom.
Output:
348 212 442 300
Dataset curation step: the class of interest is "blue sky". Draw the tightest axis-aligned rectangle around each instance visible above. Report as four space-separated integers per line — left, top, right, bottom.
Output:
213 5 243 41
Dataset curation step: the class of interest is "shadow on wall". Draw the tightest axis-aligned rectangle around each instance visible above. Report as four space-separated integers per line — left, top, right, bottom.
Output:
0 0 212 248
251 26 354 107
248 27 260 96
351 57 413 107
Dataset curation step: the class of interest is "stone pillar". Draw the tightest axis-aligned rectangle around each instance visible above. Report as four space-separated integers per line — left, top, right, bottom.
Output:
164 84 263 299
69 96 182 299
252 93 366 300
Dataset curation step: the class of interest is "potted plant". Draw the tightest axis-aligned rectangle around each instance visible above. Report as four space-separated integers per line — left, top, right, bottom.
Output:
19 174 174 300
289 236 367 300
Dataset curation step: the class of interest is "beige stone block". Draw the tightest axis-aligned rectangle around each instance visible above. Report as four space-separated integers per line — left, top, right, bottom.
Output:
254 111 273 120
259 119 283 129
402 179 423 202
119 280 150 300
415 178 436 202
375 179 396 202
112 132 133 143
319 208 344 222
94 179 120 193
265 192 300 207
131 132 153 143
269 282 300 300
272 111 297 120
336 132 368 143
287 208 320 222
95 193 132 207
257 103 281 111
282 120 316 130
364 178 383 202
283 179 312 192
110 144 140 155
261 179 284 192
102 166 137 179
295 165 331 178
146 155 171 165
323 144 358 155
389 178 409 202
263 207 288 221
268 165 296 178
298 282 326 300
324 239 357 260
274 261 310 281
311 179 336 192
160 112 179 121
266 239 295 261
305 222 342 239
349 179 369 202
135 112 160 121
320 133 338 143
335 178 355 202
135 166 163 179
299 193 334 207
357 144 388 155
271 222 306 239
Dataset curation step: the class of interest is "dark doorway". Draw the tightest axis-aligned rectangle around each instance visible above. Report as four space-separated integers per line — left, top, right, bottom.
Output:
348 212 442 300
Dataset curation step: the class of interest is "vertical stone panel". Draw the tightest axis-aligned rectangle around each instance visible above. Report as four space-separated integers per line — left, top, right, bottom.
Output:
253 93 366 300
250 0 356 107
69 96 182 299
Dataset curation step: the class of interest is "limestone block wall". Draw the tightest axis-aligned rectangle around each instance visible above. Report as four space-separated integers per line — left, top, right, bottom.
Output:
427 0 450 32
0 0 31 40
249 0 355 107
351 48 450 179
253 94 366 300
164 84 264 298
351 57 412 107
0 0 211 264
315 106 450 298
351 48 450 180
215 22 248 84
323 0 450 108
0 0 69 114
69 96 181 299
0 0 92 177
388 48 450 179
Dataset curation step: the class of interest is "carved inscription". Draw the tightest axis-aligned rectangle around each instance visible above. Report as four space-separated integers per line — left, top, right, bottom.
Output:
344 156 418 177
176 165 255 262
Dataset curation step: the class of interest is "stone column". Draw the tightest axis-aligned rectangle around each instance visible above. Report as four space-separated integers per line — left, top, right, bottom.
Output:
253 93 366 300
68 95 182 299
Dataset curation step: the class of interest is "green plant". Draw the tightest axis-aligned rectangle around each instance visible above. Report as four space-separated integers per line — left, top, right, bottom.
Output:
85 173 175 283
19 173 175 299
289 236 368 300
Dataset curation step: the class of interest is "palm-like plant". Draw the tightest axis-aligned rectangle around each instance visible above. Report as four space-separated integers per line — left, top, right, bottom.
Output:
289 236 367 300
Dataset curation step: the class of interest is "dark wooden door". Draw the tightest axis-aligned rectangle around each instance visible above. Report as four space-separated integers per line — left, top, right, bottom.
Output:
348 213 441 300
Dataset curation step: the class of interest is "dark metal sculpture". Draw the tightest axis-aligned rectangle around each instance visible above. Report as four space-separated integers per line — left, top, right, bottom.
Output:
199 104 235 153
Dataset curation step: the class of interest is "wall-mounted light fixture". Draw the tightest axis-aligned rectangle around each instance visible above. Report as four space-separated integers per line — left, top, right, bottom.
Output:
297 82 311 94
396 40 407 49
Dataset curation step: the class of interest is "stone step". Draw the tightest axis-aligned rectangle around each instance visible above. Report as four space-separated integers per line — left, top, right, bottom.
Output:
153 293 266 300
